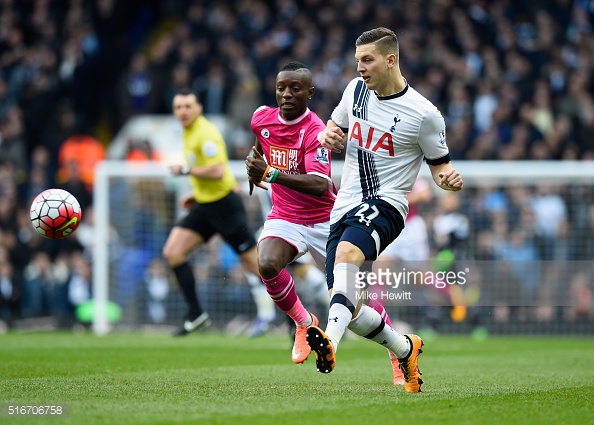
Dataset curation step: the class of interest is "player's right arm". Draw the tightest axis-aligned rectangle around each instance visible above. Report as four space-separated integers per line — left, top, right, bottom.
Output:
317 120 347 153
245 147 329 197
246 139 268 195
317 78 356 153
170 163 224 179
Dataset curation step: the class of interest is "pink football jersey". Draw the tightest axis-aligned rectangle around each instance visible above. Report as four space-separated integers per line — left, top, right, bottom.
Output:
407 178 430 219
251 106 336 224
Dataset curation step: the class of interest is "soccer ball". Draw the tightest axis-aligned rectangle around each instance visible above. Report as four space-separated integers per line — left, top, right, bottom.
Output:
30 188 82 239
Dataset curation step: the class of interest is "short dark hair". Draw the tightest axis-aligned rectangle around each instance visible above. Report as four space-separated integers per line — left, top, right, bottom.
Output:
174 87 200 103
278 61 313 84
279 61 308 72
356 27 399 56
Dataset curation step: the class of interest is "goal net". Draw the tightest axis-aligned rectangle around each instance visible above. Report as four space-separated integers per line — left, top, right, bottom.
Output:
92 160 594 335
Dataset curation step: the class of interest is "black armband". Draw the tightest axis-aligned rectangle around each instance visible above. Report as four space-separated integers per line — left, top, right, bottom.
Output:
425 154 451 166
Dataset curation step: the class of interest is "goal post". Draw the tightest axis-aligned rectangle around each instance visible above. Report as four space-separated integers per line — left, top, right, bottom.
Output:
93 159 594 335
92 160 267 335
93 161 170 335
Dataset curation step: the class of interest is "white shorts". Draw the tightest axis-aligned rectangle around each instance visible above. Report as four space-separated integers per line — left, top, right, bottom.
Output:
380 215 429 262
258 219 329 272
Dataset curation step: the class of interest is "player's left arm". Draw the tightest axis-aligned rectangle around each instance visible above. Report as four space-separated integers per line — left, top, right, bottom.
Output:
178 192 197 208
275 171 329 197
296 125 334 197
419 108 463 192
428 162 463 191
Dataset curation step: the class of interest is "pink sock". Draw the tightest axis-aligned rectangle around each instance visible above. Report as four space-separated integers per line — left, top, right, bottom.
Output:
368 299 393 327
262 269 309 325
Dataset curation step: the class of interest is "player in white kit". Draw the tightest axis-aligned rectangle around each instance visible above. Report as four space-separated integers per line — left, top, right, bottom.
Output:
308 27 463 393
247 63 404 384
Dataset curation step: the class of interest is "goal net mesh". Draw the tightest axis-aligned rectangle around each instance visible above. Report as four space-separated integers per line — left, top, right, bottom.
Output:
92 160 594 335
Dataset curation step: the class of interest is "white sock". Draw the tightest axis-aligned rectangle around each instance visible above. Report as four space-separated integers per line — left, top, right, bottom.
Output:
348 305 411 358
305 266 330 305
246 273 276 322
348 305 382 335
383 328 411 359
325 303 352 353
325 262 361 352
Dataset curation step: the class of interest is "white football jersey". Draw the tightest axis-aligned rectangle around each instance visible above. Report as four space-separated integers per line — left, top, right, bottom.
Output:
330 77 450 224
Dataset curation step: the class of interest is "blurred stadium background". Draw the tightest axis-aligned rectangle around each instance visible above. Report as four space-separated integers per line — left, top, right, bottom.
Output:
0 0 593 336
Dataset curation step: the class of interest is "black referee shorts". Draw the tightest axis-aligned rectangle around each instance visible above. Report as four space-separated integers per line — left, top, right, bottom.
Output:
175 190 257 254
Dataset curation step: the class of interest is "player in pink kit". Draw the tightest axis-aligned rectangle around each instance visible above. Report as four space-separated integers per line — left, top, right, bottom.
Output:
246 61 336 364
380 178 433 263
247 63 402 385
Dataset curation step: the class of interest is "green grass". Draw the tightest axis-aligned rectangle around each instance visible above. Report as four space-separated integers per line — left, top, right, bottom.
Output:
1 332 593 425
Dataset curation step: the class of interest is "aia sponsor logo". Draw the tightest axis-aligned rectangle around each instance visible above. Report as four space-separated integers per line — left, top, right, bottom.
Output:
350 121 395 156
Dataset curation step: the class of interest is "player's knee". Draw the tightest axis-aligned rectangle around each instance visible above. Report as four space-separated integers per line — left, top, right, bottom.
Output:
330 293 356 315
348 306 383 337
162 245 173 262
258 255 285 280
335 242 365 265
162 245 183 266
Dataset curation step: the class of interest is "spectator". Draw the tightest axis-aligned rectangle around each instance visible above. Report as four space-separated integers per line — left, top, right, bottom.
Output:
193 62 232 115
0 250 21 324
162 63 192 114
228 57 262 131
125 138 162 162
66 250 92 320
530 184 568 260
493 227 541 305
0 0 594 332
116 53 158 128
0 107 27 184
57 131 105 192
21 251 69 318
433 192 471 260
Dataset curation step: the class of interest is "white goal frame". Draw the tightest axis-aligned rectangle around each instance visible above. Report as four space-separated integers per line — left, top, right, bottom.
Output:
92 159 594 335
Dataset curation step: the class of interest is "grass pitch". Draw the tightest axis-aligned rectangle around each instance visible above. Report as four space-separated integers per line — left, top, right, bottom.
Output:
1 331 593 425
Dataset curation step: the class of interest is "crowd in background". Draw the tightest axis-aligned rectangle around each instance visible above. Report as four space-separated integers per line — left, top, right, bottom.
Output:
0 0 593 328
